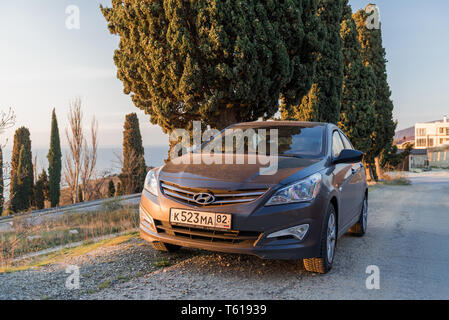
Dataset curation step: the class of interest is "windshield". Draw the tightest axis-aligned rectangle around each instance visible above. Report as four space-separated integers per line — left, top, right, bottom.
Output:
201 125 325 158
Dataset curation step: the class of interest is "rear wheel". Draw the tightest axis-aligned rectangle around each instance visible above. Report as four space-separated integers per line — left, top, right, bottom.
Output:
303 204 337 274
151 242 181 253
350 195 368 236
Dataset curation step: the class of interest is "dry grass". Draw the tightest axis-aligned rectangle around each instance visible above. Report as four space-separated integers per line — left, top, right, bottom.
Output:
381 172 412 186
0 232 138 273
0 205 139 270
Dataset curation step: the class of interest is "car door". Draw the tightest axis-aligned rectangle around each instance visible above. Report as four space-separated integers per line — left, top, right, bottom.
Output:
331 130 354 230
339 131 366 219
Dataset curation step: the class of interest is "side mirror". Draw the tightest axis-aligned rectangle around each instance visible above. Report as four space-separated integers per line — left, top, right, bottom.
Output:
333 149 363 164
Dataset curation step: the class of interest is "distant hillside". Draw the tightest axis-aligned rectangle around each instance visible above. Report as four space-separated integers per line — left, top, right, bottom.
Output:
394 126 415 144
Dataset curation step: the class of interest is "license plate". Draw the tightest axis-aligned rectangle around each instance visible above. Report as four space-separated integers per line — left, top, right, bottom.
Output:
170 208 232 230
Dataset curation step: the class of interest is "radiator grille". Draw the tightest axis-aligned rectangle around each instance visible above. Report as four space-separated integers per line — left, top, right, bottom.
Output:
160 181 267 206
154 219 261 245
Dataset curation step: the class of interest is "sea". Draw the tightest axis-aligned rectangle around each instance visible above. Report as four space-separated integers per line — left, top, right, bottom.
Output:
2 145 170 176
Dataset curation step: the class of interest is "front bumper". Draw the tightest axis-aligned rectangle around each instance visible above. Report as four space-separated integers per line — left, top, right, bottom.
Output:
139 189 327 260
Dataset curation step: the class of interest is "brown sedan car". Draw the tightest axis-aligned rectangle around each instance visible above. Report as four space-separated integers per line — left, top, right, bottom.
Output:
140 121 368 273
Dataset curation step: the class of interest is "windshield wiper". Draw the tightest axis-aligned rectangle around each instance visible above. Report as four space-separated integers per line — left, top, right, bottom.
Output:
278 153 303 158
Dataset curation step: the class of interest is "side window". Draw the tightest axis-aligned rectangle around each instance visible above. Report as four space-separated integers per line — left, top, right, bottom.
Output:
339 132 354 150
332 131 345 158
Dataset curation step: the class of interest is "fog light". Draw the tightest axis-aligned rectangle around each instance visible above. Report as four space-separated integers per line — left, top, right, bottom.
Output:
140 206 155 232
267 224 309 241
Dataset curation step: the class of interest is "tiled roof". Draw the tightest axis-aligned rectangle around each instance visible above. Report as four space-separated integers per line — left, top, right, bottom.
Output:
410 149 427 155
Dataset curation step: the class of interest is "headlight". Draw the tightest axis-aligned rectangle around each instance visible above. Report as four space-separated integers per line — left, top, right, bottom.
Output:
144 168 159 196
265 173 322 206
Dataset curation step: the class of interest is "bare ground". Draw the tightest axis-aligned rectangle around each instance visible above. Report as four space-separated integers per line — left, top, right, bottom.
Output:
1 172 449 300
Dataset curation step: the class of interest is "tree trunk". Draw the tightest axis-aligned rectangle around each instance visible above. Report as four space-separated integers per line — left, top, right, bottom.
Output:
374 157 383 180
217 110 239 130
364 160 373 181
74 167 79 203
368 161 378 181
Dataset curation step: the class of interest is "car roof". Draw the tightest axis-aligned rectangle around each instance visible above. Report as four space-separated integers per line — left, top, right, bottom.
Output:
230 120 329 128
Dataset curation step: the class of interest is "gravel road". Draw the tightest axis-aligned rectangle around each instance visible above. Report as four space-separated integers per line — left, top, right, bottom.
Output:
1 172 449 300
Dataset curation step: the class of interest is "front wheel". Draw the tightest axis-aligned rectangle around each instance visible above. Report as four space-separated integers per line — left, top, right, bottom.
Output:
303 203 337 274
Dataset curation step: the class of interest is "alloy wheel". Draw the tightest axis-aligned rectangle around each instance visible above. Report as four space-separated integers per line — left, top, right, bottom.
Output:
362 198 368 232
326 213 336 263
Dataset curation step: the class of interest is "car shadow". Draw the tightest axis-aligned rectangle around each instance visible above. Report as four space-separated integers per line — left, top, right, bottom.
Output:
171 248 308 278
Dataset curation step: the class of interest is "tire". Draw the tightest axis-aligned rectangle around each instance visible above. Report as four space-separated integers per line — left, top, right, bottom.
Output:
151 241 181 253
303 203 337 274
350 195 368 237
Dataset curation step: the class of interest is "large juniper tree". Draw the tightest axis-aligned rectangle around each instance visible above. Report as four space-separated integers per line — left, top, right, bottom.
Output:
338 1 376 156
47 109 62 207
120 113 146 194
354 7 396 179
10 127 34 213
281 0 345 124
101 0 322 135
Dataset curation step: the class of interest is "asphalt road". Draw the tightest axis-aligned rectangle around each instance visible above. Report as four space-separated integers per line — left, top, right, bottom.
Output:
1 172 449 299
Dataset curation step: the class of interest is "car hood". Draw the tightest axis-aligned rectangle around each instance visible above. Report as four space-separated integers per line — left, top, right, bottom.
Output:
159 153 321 188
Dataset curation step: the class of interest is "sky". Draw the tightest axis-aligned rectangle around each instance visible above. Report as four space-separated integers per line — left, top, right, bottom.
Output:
0 0 448 152
0 0 168 149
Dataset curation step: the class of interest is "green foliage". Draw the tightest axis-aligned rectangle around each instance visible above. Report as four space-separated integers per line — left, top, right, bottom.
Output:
381 143 413 170
40 169 49 200
282 0 344 124
108 180 116 198
47 109 62 207
338 1 376 155
120 113 146 194
353 7 396 168
78 187 84 203
101 0 322 132
10 127 34 213
33 170 48 210
102 197 123 212
379 144 401 169
154 257 170 268
98 280 112 290
115 182 124 197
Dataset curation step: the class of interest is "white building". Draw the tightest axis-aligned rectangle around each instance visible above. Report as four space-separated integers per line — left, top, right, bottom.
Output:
415 116 449 149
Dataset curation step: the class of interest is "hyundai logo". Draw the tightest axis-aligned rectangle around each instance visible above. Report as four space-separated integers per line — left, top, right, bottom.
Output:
192 192 215 205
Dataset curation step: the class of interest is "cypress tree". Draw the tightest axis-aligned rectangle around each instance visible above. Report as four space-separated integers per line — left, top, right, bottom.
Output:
10 175 19 215
353 6 396 179
338 1 376 155
121 113 146 194
115 182 124 197
281 0 345 124
101 1 322 133
108 180 116 198
41 169 49 201
10 127 34 213
33 170 48 210
47 108 62 207
78 187 83 203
